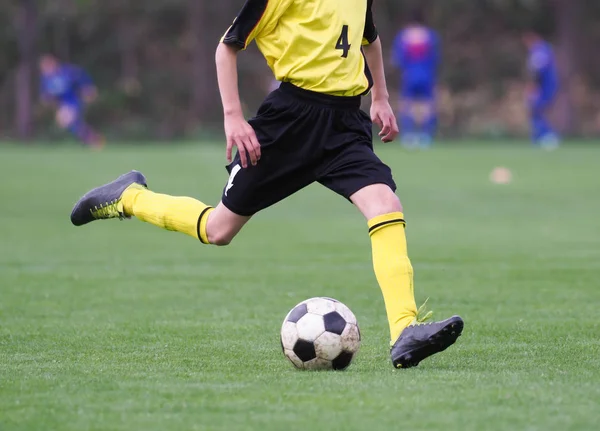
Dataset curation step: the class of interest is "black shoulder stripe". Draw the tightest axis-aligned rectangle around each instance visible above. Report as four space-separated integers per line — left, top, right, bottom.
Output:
360 49 374 96
222 0 270 49
363 0 378 44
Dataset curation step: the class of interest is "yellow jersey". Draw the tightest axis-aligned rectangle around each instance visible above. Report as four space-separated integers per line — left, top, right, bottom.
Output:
221 0 378 97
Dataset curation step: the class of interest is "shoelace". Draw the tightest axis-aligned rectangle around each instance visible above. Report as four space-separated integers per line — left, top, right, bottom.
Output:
90 199 123 220
409 298 434 326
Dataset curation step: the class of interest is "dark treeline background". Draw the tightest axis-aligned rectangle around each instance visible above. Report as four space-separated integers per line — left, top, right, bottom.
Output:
1 0 599 141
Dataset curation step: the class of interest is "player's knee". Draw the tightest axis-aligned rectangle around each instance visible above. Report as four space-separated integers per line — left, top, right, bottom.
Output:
351 184 403 220
205 204 250 246
208 230 234 246
372 191 403 216
56 118 71 130
56 106 77 128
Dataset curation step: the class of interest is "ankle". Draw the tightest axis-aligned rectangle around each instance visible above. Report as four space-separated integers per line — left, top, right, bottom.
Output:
121 185 146 216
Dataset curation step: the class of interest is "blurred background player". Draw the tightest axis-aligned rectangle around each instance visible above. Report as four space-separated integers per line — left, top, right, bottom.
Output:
523 30 560 149
391 9 440 149
39 54 104 149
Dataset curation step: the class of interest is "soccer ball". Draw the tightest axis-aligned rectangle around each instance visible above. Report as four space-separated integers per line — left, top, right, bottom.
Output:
280 297 361 370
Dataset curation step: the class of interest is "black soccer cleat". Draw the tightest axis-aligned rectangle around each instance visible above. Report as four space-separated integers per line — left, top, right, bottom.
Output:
70 170 147 226
391 315 464 369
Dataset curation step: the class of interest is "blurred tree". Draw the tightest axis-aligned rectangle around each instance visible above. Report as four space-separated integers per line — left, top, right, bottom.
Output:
189 1 211 124
113 1 141 96
553 0 582 135
14 0 37 140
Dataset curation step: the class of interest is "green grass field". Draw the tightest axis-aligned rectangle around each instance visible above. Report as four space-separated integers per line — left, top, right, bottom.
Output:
1 142 599 431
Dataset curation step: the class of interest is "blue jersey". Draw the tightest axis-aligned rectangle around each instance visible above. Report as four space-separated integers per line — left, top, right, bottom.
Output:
392 26 440 87
528 41 558 100
40 65 93 106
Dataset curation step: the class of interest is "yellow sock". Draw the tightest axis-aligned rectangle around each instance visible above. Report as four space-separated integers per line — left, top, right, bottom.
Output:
369 212 418 343
121 187 213 243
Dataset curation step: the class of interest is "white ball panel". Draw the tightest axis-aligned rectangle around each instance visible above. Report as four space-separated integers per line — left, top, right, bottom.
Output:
303 357 333 371
341 323 361 353
280 321 299 350
314 331 343 360
295 313 325 342
334 301 358 325
284 349 304 369
305 297 336 315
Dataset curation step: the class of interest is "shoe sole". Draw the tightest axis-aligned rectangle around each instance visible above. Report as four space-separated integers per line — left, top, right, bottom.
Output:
394 316 464 369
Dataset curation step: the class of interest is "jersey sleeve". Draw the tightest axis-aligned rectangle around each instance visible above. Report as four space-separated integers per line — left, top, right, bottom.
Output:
362 0 378 45
221 0 290 50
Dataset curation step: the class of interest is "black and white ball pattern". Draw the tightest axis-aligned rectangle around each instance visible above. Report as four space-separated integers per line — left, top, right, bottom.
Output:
280 297 360 370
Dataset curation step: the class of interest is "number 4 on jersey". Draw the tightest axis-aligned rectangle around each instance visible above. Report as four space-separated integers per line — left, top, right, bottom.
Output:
336 25 351 58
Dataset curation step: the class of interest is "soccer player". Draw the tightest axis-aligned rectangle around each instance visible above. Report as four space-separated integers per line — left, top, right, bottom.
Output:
70 0 463 369
39 54 104 149
522 30 560 149
391 9 440 149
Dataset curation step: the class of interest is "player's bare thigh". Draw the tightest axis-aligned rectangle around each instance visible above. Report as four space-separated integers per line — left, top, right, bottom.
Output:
206 202 251 246
55 105 78 129
350 184 403 220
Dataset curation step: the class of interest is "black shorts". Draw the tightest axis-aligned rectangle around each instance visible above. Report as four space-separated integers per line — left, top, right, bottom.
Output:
221 82 396 216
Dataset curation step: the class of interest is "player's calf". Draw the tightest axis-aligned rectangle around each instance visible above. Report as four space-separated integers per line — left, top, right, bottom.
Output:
351 183 464 368
70 172 252 247
57 105 103 149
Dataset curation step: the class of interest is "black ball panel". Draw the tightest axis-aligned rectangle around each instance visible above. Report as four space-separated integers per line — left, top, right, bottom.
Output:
293 339 317 362
332 351 354 370
323 311 347 336
287 303 308 323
